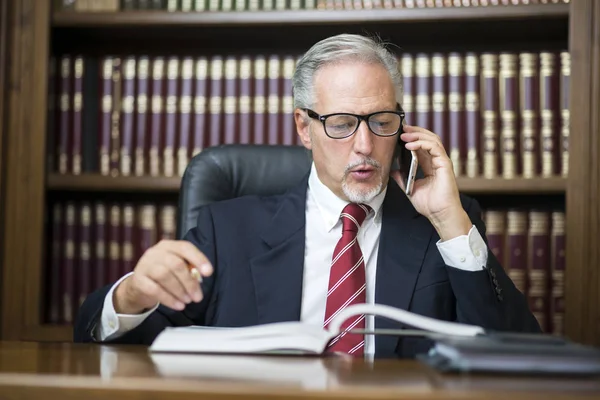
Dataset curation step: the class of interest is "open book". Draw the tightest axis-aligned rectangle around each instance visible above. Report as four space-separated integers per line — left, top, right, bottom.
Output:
149 303 485 355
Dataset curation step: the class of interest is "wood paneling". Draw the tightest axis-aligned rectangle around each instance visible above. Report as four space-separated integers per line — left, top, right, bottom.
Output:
0 0 50 339
565 0 600 346
0 0 10 326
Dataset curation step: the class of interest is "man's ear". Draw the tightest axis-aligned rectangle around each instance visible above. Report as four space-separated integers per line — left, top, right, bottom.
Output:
294 108 312 150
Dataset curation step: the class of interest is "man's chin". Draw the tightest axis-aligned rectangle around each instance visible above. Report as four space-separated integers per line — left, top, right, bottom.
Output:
342 179 383 204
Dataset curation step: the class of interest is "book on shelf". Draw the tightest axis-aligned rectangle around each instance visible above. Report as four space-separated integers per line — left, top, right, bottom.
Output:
47 49 570 180
148 303 485 355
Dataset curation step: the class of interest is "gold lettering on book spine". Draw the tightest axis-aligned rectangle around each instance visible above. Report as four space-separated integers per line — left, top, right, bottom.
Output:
540 53 555 177
507 211 527 293
80 203 91 312
560 52 570 177
101 57 113 175
520 53 537 178
482 54 497 178
283 57 295 114
59 57 71 174
73 57 84 175
64 204 76 323
110 59 122 177
500 53 517 179
135 58 148 176
239 57 252 115
224 58 238 116
401 55 414 113
95 204 106 260
268 57 280 114
465 54 479 177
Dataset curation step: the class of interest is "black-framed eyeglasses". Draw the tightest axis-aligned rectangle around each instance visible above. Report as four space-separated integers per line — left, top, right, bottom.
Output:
302 103 405 139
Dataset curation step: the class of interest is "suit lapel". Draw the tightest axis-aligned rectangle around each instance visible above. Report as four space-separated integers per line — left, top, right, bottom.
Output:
374 180 434 357
249 174 309 325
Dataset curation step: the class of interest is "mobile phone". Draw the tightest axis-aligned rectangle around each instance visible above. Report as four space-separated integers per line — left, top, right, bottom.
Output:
394 134 418 196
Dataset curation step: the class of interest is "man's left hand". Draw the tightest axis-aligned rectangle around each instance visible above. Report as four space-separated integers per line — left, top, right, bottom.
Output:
389 124 472 241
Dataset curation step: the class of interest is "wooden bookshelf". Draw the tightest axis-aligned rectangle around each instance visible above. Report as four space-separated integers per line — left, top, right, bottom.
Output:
52 4 570 27
46 173 567 195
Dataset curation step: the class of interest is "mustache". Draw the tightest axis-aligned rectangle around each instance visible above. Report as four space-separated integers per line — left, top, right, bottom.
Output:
344 158 381 175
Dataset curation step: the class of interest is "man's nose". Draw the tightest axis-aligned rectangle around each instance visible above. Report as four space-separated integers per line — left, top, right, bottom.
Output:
353 120 374 154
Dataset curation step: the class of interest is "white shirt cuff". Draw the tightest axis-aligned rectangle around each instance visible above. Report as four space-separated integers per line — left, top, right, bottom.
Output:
435 225 488 271
97 272 159 341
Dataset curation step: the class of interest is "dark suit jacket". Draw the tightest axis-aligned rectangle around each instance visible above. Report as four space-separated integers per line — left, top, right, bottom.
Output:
74 175 542 358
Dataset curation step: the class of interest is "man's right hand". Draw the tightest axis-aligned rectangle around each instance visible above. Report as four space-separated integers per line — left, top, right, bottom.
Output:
113 240 213 315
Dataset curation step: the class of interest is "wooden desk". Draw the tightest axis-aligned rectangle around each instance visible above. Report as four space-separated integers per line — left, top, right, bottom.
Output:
0 341 598 399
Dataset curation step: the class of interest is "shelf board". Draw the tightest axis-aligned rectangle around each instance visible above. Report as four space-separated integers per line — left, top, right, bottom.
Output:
47 173 566 194
52 4 569 27
47 174 181 192
455 176 566 194
21 325 73 342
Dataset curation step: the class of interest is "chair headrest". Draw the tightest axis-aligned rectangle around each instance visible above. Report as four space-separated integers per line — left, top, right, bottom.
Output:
177 144 312 238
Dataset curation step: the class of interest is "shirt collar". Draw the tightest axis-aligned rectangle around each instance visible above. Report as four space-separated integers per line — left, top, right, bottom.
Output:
307 162 387 232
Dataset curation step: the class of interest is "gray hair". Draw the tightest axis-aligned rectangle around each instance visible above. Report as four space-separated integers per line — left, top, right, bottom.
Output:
292 34 403 112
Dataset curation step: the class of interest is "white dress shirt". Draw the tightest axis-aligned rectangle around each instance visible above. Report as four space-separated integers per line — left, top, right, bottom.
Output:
97 163 489 358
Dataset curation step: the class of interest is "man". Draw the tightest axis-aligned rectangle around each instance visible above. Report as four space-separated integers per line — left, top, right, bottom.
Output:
74 34 541 359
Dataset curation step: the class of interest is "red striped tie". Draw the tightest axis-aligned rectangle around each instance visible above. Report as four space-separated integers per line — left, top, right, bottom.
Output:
323 203 370 356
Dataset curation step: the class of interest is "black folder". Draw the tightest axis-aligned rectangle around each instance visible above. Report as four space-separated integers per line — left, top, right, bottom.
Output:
417 332 600 375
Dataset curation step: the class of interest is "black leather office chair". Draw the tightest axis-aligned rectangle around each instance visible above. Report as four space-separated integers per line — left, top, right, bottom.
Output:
176 144 312 239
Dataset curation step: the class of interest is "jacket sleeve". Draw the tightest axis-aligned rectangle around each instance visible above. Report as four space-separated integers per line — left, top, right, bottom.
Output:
447 196 543 334
73 205 219 345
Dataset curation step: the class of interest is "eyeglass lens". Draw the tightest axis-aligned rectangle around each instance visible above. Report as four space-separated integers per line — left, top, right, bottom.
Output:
324 112 401 137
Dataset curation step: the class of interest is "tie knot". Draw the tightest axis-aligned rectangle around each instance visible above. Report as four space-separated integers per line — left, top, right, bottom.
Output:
340 203 370 233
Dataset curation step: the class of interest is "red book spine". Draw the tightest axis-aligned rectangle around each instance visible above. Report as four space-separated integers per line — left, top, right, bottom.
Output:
465 53 480 177
519 52 540 178
120 56 136 176
540 52 560 177
484 210 506 266
401 54 415 125
528 211 551 332
238 55 252 145
48 203 63 323
253 55 267 144
159 205 176 240
448 53 465 176
178 57 193 176
78 203 92 308
560 52 570 177
108 204 121 284
499 53 519 178
135 56 150 176
122 204 135 276
223 56 239 145
507 210 528 296
267 55 281 145
58 55 72 175
63 203 77 323
110 58 122 177
72 56 83 175
481 53 499 178
138 205 157 259
94 203 107 289
47 56 57 172
551 211 565 335
431 53 448 150
150 57 165 177
99 57 113 176
209 56 224 148
192 57 208 157
415 53 431 129
163 56 179 177
282 55 296 146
